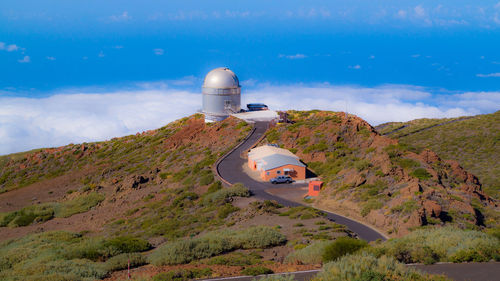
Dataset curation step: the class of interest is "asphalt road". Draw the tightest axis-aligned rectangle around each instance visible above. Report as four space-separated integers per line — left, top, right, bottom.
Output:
216 122 386 242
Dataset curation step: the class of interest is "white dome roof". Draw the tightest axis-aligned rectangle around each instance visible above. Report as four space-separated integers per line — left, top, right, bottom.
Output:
203 67 240 89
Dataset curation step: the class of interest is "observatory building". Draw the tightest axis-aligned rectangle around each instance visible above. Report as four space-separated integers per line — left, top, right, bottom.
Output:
201 67 241 122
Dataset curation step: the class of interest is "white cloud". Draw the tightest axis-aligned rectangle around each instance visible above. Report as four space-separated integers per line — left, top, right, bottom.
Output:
1 82 498 155
6 44 19 52
476 72 500 77
98 51 105 58
369 55 375 59
18 56 30 63
0 42 20 52
109 11 131 22
153 48 164 55
396 10 407 19
414 5 426 17
279 53 307 59
0 89 200 155
349 65 361 70
46 56 56 61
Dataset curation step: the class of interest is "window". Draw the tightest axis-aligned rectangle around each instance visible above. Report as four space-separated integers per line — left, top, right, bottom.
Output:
267 172 270 175
277 170 281 174
314 185 320 191
224 100 231 109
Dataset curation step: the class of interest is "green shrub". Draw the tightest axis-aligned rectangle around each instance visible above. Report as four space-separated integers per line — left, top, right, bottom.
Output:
410 168 432 180
370 227 500 264
354 160 373 172
55 192 105 218
313 252 449 281
207 181 222 193
203 183 250 204
199 173 214 186
0 231 112 281
390 200 419 214
360 199 383 217
204 252 262 266
241 266 273 276
0 203 55 227
171 191 198 207
303 141 328 153
322 237 368 262
394 158 420 169
266 129 280 143
104 253 146 271
66 236 151 262
152 268 213 281
148 226 286 265
285 241 331 264
218 203 239 219
104 236 151 253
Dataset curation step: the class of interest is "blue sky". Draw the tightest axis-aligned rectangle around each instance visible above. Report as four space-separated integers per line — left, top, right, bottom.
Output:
1 1 500 154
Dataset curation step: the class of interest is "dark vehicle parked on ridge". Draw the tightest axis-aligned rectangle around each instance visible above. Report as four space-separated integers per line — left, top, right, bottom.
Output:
270 175 293 184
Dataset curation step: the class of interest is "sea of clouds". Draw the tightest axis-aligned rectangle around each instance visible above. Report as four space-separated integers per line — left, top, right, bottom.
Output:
0 82 499 155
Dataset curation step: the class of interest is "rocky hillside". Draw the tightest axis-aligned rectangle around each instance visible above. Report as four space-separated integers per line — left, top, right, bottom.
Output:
376 111 500 200
264 110 498 236
0 114 353 280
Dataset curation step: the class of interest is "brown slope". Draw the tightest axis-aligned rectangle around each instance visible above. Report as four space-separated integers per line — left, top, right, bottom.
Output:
0 115 252 241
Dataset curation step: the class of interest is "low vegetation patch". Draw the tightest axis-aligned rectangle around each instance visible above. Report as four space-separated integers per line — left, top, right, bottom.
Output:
0 192 104 227
241 266 273 276
409 168 432 180
313 252 450 281
0 231 151 281
369 227 500 264
322 237 368 262
104 253 146 271
54 192 105 218
148 226 286 265
201 251 262 266
203 183 250 205
284 241 330 264
152 268 213 281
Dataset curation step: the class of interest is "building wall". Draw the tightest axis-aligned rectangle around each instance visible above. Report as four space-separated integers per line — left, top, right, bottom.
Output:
248 158 258 170
308 181 323 196
202 91 241 116
260 164 306 181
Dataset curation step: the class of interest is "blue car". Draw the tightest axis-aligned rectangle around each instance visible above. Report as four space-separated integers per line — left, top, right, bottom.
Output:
270 175 293 184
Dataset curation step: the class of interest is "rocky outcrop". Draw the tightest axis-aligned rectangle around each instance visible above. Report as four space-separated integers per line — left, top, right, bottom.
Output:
267 111 498 237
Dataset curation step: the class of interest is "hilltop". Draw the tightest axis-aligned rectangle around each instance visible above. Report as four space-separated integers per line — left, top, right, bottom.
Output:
376 111 500 199
263 110 498 236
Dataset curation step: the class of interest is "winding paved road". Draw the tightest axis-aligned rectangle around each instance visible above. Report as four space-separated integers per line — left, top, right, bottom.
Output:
217 122 386 242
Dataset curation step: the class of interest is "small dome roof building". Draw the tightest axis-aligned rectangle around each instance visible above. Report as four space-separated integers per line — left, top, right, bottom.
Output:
201 67 241 122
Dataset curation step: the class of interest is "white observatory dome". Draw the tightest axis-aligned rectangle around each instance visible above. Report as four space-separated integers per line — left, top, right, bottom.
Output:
203 67 240 89
201 67 241 122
